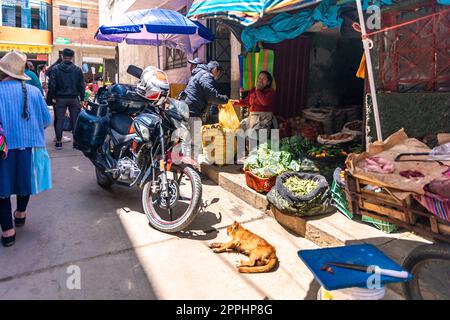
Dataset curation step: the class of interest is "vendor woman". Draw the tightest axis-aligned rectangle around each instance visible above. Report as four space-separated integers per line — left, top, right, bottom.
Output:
234 71 276 131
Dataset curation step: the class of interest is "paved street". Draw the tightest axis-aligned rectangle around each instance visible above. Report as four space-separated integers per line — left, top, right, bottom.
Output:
0 125 324 300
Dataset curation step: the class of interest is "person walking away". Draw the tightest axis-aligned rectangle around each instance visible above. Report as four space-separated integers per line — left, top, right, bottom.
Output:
180 60 229 159
25 61 43 94
0 50 52 247
46 55 71 144
48 48 85 150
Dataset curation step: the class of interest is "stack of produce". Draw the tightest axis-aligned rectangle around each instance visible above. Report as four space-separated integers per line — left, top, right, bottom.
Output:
308 145 349 159
243 142 318 180
267 172 334 217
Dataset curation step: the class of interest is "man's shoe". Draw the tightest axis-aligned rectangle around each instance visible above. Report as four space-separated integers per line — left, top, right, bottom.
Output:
62 136 72 143
55 142 63 150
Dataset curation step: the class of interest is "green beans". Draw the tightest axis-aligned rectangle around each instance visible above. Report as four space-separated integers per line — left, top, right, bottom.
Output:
283 177 319 196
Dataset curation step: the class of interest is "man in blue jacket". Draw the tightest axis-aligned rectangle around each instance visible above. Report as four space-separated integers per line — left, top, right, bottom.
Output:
48 48 85 150
180 61 229 160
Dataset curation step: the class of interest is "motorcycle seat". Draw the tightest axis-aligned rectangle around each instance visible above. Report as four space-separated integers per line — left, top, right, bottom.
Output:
110 114 133 136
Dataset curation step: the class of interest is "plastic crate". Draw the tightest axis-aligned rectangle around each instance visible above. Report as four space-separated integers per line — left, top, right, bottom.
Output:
362 215 398 233
331 179 353 220
244 170 276 193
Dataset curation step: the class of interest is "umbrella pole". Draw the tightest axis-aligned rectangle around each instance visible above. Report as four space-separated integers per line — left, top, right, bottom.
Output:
356 0 383 142
157 34 161 69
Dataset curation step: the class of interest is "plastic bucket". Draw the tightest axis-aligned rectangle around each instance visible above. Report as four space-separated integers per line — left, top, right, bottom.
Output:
318 286 386 300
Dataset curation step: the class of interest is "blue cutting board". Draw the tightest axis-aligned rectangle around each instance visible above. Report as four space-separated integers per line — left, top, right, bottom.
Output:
298 244 413 291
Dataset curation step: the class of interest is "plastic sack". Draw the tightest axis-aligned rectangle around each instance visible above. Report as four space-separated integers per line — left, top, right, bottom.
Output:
267 172 334 217
317 132 356 145
302 108 334 134
30 147 52 195
219 101 240 130
429 143 450 160
342 120 363 137
241 47 275 91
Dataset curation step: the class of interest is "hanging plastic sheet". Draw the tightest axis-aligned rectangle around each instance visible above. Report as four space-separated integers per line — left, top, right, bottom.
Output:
240 49 275 91
188 0 322 26
241 1 343 50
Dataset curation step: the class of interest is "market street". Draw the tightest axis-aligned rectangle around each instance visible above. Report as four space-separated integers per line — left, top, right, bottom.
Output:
0 125 330 300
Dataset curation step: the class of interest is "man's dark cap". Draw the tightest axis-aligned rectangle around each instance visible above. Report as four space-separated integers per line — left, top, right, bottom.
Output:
207 60 223 71
188 57 204 65
62 48 75 57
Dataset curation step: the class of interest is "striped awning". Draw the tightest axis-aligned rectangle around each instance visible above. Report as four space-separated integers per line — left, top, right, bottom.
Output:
187 0 322 26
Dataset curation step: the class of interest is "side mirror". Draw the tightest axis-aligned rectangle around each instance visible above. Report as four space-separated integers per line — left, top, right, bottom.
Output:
127 65 143 79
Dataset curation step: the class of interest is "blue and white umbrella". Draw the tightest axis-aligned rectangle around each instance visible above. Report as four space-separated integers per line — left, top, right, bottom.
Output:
95 8 214 67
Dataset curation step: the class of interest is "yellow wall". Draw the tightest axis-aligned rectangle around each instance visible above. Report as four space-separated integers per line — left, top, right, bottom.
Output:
0 26 52 53
0 27 52 46
0 0 53 50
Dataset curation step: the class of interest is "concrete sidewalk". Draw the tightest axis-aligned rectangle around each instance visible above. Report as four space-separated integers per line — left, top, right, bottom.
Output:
0 128 327 300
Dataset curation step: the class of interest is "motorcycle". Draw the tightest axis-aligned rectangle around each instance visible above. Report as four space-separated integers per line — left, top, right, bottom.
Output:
73 65 202 233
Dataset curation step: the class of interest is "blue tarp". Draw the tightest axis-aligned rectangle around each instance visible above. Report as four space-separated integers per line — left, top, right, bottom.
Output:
242 0 342 50
241 0 449 50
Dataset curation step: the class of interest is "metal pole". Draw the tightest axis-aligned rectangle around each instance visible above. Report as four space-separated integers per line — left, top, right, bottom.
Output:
156 34 161 69
356 0 383 141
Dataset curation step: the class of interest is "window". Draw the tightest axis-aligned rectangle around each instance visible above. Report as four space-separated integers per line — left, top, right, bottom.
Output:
1 1 18 27
165 47 187 70
60 5 88 28
31 4 40 29
1 0 51 31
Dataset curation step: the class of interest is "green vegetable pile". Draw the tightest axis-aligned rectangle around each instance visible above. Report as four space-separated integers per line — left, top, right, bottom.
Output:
283 176 319 196
244 141 318 179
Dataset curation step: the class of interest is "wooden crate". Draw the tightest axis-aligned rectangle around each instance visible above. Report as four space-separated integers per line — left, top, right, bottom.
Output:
344 172 450 243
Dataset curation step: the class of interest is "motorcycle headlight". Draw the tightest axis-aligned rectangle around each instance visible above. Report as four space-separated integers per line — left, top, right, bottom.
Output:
134 122 150 140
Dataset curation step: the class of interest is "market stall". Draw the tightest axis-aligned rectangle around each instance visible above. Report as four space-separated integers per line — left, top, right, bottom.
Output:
196 0 450 234
342 129 450 242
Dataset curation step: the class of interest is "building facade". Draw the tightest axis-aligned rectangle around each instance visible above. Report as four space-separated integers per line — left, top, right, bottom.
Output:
50 0 116 83
0 0 53 66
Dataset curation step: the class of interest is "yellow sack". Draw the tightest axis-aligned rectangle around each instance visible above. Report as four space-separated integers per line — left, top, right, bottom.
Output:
219 101 240 130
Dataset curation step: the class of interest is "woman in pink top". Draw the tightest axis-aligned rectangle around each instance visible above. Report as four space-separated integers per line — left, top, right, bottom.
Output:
234 71 276 132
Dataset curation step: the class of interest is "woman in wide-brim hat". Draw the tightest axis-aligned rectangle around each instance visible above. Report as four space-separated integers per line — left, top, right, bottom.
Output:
0 50 52 247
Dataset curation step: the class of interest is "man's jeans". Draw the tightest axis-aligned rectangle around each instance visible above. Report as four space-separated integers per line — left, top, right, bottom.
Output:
54 97 81 142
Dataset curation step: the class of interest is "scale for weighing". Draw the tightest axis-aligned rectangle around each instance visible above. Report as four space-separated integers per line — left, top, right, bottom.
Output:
298 244 412 291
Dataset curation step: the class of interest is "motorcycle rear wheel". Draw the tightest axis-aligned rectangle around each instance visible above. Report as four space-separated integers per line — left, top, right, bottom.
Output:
142 166 202 233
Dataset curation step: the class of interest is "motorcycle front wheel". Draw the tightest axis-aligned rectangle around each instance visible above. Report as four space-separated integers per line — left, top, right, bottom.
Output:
142 166 202 233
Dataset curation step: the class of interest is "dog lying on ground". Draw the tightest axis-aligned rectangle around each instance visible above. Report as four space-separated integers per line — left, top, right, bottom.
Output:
209 221 278 273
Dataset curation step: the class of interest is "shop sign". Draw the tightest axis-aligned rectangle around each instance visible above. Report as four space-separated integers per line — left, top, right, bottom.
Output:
0 44 52 54
55 37 70 45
